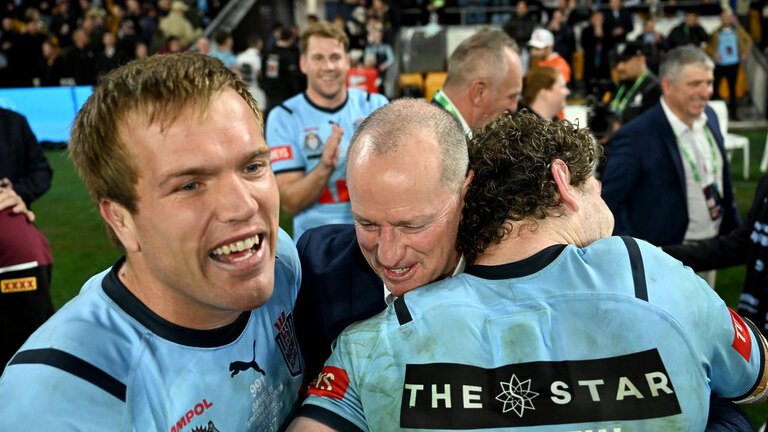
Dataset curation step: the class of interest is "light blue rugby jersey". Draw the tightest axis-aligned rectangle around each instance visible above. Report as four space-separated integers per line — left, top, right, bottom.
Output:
302 236 768 432
265 89 388 241
0 229 303 432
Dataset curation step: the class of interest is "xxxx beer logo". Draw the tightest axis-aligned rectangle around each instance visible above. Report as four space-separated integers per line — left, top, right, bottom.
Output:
1 276 37 293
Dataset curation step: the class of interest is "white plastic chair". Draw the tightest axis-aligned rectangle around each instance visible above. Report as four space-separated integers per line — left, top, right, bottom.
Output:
708 100 750 180
759 132 768 173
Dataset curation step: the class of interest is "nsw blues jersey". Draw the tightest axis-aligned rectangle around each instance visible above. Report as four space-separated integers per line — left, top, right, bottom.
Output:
0 229 304 432
301 237 768 432
266 90 388 240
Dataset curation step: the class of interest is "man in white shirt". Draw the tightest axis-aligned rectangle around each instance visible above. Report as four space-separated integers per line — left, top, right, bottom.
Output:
601 45 739 285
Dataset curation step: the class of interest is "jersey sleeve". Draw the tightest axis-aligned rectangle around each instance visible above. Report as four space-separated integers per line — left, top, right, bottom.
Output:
300 336 368 432
704 301 768 404
266 106 305 174
0 357 126 430
645 242 768 404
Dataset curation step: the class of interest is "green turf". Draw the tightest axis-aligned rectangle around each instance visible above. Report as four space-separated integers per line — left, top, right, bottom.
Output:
31 129 768 426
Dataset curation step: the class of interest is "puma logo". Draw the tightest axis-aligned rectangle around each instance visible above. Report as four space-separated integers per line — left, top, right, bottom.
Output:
229 340 266 377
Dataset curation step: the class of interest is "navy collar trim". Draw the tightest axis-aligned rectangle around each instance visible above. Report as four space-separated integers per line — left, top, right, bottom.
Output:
465 244 567 280
302 91 349 113
102 257 249 347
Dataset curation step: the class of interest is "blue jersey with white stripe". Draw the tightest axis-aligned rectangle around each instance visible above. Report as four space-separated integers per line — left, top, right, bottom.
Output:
0 229 303 432
266 90 388 240
301 237 767 432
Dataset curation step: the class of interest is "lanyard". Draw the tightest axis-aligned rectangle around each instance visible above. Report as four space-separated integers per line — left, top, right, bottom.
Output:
432 90 472 136
677 126 718 184
610 70 648 115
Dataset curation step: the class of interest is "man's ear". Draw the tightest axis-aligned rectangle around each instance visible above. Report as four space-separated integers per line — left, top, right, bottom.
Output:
660 78 671 96
550 159 579 212
461 169 475 202
99 199 139 252
299 54 307 75
469 79 488 106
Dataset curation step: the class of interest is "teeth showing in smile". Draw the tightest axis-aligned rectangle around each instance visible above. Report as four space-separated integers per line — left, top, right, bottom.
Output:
212 234 260 256
390 267 410 274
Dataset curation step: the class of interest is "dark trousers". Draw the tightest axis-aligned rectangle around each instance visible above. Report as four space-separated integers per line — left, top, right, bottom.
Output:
714 63 741 117
0 263 54 372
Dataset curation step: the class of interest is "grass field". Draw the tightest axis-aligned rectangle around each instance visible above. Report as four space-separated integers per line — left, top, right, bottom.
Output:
31 129 768 426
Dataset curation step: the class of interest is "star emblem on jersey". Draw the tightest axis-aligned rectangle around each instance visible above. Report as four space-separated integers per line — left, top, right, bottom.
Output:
495 374 539 417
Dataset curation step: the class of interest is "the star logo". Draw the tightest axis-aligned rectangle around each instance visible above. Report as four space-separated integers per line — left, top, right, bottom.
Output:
495 374 539 417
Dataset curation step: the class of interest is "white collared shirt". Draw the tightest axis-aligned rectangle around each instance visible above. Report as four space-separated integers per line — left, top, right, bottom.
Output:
383 256 467 305
660 98 723 241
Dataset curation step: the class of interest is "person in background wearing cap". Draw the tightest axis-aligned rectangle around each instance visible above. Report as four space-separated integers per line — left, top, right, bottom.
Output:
609 40 661 129
528 27 571 85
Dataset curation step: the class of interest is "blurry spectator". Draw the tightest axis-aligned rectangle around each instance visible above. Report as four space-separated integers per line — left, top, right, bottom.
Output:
705 9 751 120
528 27 571 83
236 34 267 111
368 0 400 45
503 0 537 51
363 24 393 93
159 0 201 46
138 2 159 46
346 6 368 51
261 27 302 114
266 21 283 50
82 7 107 52
520 66 570 120
636 17 667 74
332 14 360 53
62 28 96 84
95 32 128 81
581 10 613 89
603 0 634 44
36 38 66 86
124 0 143 32
134 40 149 59
116 19 140 56
104 2 124 35
0 17 20 87
547 8 576 66
209 30 237 70
14 19 47 87
667 12 709 49
157 35 185 54
193 35 210 54
48 0 77 48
